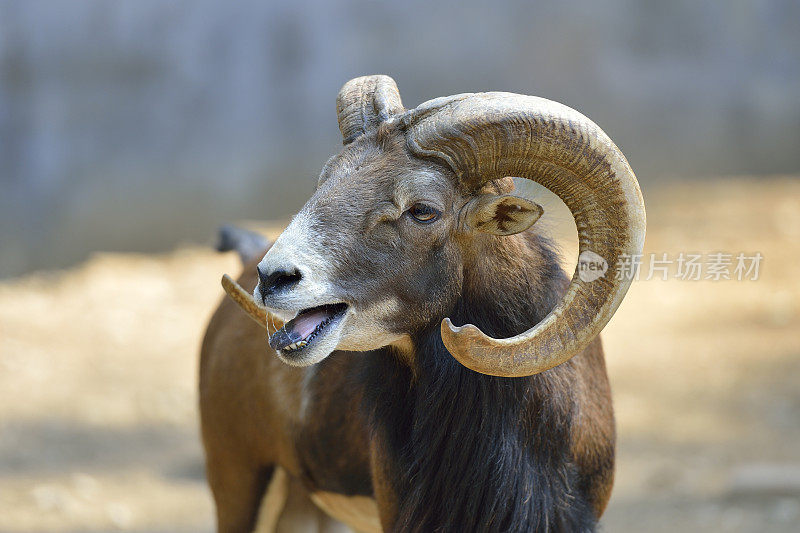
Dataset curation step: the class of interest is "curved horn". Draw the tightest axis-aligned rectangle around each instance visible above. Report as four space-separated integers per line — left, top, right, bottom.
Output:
336 75 404 144
400 93 646 377
221 274 284 336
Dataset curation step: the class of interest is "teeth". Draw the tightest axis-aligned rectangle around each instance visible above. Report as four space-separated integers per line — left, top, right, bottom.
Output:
280 309 342 354
283 340 308 353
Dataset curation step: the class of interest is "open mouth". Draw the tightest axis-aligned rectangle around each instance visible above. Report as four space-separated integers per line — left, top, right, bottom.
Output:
268 303 348 354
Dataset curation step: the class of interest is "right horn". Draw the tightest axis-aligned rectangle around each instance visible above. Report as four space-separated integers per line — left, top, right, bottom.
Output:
336 75 404 144
221 274 284 336
400 92 646 377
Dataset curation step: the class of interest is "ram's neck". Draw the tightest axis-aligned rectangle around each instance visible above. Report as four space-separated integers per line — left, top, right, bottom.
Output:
364 232 597 531
459 231 566 339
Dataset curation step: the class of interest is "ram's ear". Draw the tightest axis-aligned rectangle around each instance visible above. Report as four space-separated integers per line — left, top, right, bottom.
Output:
462 194 543 236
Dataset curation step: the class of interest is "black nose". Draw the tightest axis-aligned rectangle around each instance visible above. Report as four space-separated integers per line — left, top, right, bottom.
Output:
257 266 302 301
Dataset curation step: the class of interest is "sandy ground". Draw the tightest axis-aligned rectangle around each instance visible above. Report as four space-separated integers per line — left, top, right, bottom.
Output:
1 178 799 532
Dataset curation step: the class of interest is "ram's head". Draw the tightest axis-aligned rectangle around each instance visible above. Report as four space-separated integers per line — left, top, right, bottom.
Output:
224 75 645 377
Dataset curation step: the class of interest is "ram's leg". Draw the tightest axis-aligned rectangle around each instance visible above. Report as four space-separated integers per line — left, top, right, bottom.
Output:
205 450 273 533
252 467 352 533
252 467 289 532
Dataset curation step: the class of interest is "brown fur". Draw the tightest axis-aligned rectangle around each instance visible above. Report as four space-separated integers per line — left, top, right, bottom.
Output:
200 128 615 531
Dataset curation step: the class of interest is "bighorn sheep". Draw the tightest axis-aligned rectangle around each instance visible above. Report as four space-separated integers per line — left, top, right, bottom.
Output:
200 75 645 532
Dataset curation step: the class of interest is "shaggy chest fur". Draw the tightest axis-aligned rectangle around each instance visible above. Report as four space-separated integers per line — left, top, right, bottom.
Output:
294 236 608 532
297 343 598 532
363 342 596 531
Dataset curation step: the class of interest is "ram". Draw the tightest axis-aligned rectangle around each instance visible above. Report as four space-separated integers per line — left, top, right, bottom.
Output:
200 75 645 532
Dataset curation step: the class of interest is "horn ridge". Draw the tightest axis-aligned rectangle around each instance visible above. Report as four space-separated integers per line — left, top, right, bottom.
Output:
337 75 404 145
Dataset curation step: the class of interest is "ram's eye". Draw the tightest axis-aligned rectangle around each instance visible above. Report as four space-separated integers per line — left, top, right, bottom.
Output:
408 203 440 223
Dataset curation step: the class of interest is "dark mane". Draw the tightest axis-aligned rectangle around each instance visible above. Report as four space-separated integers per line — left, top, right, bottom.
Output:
361 233 597 532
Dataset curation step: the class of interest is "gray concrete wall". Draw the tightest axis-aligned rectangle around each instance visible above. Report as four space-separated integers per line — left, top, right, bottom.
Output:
2 0 799 277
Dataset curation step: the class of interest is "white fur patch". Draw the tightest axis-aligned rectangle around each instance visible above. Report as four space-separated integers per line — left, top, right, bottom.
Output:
310 492 381 533
336 296 404 352
255 209 336 313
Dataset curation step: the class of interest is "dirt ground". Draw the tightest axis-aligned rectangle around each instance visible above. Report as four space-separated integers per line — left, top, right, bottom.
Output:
1 178 799 532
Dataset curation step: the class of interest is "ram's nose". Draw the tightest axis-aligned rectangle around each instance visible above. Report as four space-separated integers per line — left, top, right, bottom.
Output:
256 265 302 303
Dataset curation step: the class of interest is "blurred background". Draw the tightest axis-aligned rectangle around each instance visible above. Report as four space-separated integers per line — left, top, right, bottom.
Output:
1 1 798 531
3 0 800 278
